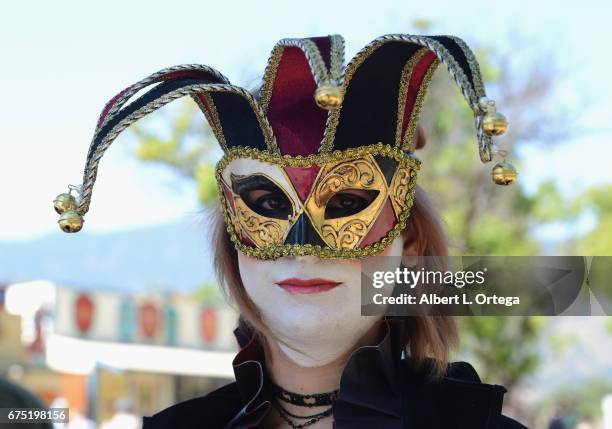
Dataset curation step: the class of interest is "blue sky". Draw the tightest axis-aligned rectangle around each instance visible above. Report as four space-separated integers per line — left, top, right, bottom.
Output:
1 0 610 241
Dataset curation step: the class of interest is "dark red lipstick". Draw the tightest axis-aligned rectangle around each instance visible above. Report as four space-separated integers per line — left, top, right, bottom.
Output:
275 277 343 294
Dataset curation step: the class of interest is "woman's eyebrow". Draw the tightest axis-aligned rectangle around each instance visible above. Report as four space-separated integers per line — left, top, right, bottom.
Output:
230 173 280 195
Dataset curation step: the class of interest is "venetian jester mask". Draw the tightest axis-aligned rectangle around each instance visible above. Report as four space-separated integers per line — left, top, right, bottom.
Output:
54 34 514 260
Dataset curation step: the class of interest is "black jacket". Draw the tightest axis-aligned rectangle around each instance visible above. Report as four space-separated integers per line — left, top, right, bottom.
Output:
142 320 529 428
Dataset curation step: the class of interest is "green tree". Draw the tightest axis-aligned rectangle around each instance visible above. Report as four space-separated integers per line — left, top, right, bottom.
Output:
414 41 562 405
565 185 612 255
532 378 612 427
130 99 221 207
417 40 611 418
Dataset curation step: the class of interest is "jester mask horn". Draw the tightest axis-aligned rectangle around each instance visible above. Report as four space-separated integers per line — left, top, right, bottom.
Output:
53 34 515 260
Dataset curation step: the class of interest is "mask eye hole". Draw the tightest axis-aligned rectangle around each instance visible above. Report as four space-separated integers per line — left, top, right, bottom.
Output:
324 189 379 220
231 174 293 220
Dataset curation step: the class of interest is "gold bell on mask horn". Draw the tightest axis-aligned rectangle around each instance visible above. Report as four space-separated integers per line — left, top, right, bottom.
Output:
482 111 508 136
53 193 77 214
491 162 518 185
58 210 84 233
314 83 343 110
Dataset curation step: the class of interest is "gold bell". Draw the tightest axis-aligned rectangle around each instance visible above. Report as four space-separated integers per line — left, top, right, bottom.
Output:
482 111 509 136
314 84 343 110
491 162 518 185
53 193 77 214
58 210 84 233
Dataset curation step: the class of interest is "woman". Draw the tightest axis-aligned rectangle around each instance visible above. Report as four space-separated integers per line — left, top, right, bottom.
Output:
54 33 525 428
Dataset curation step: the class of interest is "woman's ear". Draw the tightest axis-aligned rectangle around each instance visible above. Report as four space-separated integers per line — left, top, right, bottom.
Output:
402 236 420 268
410 124 427 151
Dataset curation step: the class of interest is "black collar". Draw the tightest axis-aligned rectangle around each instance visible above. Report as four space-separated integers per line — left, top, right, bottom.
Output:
332 317 406 425
226 319 508 429
225 333 272 428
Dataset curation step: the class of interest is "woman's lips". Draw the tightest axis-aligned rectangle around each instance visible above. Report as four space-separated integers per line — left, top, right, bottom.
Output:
275 277 343 294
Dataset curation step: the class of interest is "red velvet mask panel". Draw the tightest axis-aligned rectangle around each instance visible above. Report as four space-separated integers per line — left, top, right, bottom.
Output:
400 51 438 139
358 198 398 248
266 47 328 157
283 165 321 202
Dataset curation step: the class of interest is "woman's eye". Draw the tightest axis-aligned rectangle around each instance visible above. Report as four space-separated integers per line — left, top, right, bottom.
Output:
244 190 293 219
256 193 288 211
324 189 379 219
230 174 293 219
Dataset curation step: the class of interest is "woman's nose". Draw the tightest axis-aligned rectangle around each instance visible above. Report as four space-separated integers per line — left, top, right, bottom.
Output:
294 254 320 266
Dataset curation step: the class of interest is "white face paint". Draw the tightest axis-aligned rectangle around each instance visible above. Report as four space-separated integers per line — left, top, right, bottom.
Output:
237 236 406 367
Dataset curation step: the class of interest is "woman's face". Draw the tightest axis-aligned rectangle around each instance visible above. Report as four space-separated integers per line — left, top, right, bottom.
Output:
237 233 409 366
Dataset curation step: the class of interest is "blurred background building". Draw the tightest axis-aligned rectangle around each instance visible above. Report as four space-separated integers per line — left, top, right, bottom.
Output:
0 279 237 426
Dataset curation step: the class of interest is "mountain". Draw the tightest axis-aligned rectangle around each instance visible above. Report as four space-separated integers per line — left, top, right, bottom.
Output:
0 218 217 293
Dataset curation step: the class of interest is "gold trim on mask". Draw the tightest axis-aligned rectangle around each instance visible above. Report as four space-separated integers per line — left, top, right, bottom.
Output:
215 142 420 260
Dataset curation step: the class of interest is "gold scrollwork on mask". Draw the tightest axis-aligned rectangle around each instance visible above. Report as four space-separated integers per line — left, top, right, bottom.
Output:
231 203 243 240
234 198 290 247
305 155 387 249
321 219 368 249
314 159 377 206
389 165 416 217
